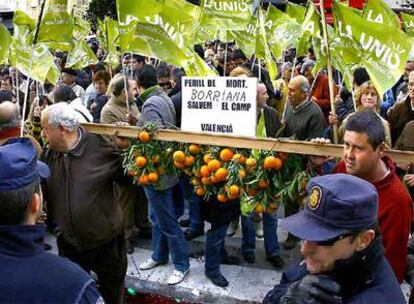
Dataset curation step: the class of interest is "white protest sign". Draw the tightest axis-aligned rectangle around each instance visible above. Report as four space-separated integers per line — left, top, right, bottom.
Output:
181 77 257 137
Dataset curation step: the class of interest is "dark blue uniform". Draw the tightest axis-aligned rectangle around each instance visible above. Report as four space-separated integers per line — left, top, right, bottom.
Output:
263 238 405 304
0 225 102 304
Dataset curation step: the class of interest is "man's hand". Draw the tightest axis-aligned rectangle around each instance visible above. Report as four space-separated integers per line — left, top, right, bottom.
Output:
404 174 414 187
126 113 138 126
281 274 342 304
328 112 339 126
311 138 331 145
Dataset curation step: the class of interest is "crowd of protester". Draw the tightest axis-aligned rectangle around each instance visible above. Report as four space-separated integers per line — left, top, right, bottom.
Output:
0 37 413 303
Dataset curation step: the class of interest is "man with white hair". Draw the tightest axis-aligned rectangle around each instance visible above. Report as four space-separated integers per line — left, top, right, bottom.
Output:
41 102 127 304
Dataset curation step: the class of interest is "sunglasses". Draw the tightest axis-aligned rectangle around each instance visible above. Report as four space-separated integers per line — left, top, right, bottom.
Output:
158 82 172 88
310 231 359 246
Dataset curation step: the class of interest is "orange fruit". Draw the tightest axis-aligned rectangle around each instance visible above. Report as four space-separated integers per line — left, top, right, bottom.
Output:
174 160 185 169
227 185 240 197
201 177 212 185
245 157 257 167
138 130 150 143
184 155 195 167
258 179 269 189
254 203 265 213
228 193 238 200
196 187 206 196
208 159 221 172
220 148 234 162
232 153 242 162
263 156 277 170
194 170 202 178
273 157 282 170
188 144 201 155
152 155 160 164
173 150 186 162
138 174 149 185
214 167 228 182
239 155 246 164
148 172 159 183
203 153 213 164
210 176 219 184
135 156 147 168
239 169 246 179
217 193 229 203
200 165 211 177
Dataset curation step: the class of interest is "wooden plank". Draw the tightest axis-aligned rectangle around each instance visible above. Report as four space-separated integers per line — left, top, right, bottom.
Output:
82 123 414 164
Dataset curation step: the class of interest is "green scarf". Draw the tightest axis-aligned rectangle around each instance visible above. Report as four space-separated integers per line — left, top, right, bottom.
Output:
140 85 161 102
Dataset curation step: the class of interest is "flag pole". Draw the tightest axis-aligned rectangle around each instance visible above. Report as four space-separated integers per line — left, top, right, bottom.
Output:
20 0 47 137
319 0 338 143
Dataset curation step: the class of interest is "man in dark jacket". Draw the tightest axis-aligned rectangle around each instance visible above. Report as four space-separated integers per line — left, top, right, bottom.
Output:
263 174 405 304
0 137 103 303
41 102 127 304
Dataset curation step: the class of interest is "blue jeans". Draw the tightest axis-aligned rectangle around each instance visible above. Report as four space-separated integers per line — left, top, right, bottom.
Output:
241 212 280 257
205 223 229 277
180 176 204 232
144 185 189 272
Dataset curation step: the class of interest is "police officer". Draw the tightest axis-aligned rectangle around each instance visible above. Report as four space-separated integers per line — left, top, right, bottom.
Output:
0 138 103 303
263 174 405 304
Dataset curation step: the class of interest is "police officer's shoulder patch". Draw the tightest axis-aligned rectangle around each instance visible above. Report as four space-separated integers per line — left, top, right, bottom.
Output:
308 186 322 210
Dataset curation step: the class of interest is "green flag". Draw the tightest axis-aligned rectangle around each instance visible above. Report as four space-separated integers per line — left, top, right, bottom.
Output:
46 62 61 85
184 51 217 77
257 10 277 81
231 16 258 58
13 10 35 45
10 40 58 84
199 0 252 30
362 0 400 29
297 3 322 57
65 40 98 69
74 16 91 40
116 0 165 24
0 24 12 64
38 0 74 44
286 1 306 24
334 1 414 96
98 18 121 68
265 5 301 60
401 12 414 37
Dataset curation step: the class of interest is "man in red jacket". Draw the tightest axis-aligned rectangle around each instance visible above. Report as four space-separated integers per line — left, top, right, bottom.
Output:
331 110 413 283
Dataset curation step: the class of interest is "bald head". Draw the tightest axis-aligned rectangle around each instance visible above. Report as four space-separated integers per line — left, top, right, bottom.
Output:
287 76 310 106
0 101 20 131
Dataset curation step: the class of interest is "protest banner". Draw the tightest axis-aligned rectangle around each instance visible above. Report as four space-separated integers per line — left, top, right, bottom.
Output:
0 24 11 64
401 12 414 37
181 77 257 137
200 0 252 30
362 0 400 28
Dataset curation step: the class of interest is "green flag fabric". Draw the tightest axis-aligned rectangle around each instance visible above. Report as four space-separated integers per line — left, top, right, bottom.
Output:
297 3 322 57
0 24 12 64
184 51 217 77
286 1 306 24
38 0 74 44
74 16 91 40
334 1 414 96
200 0 252 30
13 10 35 46
362 0 400 29
65 40 98 69
116 0 165 24
401 13 414 37
10 40 58 84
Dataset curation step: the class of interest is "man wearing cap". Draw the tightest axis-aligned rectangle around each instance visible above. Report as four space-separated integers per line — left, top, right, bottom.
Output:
263 174 405 304
0 137 103 303
41 102 127 303
61 68 86 104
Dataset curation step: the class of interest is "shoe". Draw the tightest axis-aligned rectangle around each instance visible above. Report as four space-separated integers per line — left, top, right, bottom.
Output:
267 255 285 268
206 273 229 288
179 218 190 228
139 258 167 270
221 255 240 265
227 219 240 237
243 253 255 264
283 234 299 250
184 229 204 241
126 239 134 254
167 269 189 285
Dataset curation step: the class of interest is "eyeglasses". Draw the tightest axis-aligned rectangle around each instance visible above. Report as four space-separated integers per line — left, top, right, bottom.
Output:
310 231 359 246
158 82 172 88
